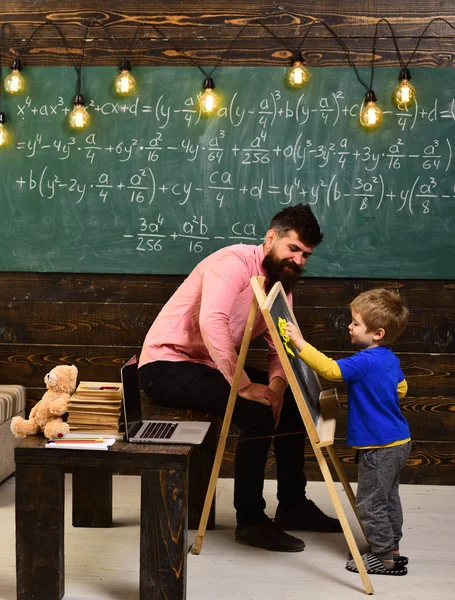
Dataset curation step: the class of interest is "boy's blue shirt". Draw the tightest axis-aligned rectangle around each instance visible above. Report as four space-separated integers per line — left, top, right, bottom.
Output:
336 346 410 447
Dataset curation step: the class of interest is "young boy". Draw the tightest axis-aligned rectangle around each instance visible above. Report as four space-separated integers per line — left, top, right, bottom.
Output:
285 288 411 576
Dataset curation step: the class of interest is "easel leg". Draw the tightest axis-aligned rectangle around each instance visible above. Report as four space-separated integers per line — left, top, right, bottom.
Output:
326 445 366 533
191 295 260 555
313 443 374 595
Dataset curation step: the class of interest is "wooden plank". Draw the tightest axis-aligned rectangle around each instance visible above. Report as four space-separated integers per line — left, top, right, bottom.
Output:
246 350 455 397
0 272 184 303
2 0 455 69
0 347 139 384
0 301 162 346
0 346 452 396
291 307 455 353
293 279 455 310
1 36 453 66
4 1 455 40
0 300 452 351
231 393 455 442
0 273 452 308
220 438 455 485
1 42 453 67
6 33 455 46
321 395 455 443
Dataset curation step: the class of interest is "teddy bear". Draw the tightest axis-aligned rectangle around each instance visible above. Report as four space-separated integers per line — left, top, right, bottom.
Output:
11 364 78 440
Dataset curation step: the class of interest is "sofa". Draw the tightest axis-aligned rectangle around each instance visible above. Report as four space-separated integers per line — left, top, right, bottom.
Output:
0 385 26 483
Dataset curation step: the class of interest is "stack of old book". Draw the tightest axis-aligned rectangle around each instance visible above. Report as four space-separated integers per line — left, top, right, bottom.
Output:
67 381 123 436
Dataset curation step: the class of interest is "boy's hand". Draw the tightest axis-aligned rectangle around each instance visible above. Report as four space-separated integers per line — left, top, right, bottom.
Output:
285 322 306 352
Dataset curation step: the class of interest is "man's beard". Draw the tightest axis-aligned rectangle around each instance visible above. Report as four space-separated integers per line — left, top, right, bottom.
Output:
262 250 302 293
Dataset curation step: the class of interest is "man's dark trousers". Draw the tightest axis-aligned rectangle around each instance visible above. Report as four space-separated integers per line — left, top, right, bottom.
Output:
139 361 308 527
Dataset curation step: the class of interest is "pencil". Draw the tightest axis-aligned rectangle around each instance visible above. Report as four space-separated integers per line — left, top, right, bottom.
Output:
48 438 104 443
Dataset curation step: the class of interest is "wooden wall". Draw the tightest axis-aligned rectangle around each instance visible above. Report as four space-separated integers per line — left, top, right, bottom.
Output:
1 1 454 484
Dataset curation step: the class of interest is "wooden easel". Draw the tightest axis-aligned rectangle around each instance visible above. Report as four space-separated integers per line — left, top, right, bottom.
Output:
191 277 373 595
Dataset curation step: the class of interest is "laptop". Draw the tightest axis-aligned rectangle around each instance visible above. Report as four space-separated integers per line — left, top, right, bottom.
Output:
121 355 211 444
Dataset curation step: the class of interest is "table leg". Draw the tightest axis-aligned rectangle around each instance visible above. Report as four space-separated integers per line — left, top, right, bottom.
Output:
72 466 113 527
15 463 65 600
140 468 188 600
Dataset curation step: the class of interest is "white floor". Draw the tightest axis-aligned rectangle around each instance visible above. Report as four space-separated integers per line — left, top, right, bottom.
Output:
0 475 454 599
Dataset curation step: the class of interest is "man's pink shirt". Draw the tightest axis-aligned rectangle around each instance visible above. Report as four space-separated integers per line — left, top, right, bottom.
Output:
139 243 289 390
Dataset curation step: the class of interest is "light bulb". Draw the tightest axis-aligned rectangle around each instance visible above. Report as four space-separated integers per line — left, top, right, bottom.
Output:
68 94 91 130
4 59 25 95
0 125 9 147
4 70 25 95
114 70 136 95
114 60 136 96
359 90 383 130
286 60 310 89
199 77 218 115
393 68 416 110
0 113 10 147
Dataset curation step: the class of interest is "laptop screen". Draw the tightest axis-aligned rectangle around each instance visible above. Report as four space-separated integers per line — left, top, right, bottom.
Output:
121 355 143 437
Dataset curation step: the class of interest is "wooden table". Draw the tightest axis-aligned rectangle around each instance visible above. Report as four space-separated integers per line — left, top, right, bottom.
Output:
15 436 194 600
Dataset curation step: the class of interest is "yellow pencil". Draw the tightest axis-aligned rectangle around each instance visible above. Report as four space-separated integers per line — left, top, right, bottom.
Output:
49 438 104 443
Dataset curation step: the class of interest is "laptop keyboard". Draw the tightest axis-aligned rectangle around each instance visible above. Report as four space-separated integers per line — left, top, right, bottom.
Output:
129 421 143 438
141 421 178 440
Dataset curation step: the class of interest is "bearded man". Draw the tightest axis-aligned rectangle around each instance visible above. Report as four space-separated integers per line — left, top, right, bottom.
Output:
139 204 341 552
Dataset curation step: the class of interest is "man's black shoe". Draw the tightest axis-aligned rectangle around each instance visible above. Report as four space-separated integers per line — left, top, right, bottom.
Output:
275 499 342 533
235 516 305 552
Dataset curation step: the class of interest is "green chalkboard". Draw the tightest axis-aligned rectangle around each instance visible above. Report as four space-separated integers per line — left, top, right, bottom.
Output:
0 66 454 278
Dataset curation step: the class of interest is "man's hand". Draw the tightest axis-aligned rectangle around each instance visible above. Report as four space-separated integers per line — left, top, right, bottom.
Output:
238 383 276 407
238 379 287 427
269 377 287 427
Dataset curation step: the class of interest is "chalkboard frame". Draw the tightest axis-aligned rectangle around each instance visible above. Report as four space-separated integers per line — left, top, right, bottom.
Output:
257 279 337 446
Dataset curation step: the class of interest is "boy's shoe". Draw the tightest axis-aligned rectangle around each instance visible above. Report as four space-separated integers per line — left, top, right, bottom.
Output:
347 548 409 566
235 516 305 552
346 552 408 576
275 499 342 532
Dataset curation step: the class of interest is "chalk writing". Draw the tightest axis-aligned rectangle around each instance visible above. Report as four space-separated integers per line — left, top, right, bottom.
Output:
0 66 453 278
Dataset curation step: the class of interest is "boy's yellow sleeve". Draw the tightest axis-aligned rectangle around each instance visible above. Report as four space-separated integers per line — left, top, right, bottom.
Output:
397 379 408 398
298 344 343 381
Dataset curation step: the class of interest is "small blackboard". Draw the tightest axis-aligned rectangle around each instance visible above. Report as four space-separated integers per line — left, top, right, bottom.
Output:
263 282 322 428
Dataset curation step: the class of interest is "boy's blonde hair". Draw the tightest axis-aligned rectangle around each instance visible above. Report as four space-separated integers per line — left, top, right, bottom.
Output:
350 288 409 345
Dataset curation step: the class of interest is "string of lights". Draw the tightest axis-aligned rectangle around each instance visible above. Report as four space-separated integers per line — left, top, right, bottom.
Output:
66 24 91 130
104 23 141 97
0 16 454 143
259 19 313 88
152 21 253 116
368 18 414 112
0 19 96 141
2 23 24 96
